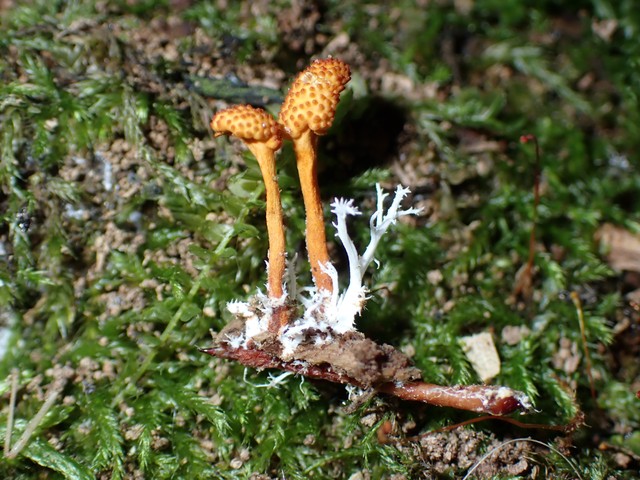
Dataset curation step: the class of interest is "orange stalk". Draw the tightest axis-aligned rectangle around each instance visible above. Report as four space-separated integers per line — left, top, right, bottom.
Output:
245 141 287 300
292 130 333 292
211 105 287 306
279 58 351 293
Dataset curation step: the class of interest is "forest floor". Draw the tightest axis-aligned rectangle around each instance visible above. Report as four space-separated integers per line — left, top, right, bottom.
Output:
1 1 639 478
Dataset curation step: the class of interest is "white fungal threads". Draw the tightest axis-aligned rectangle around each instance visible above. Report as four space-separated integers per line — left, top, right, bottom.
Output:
330 184 422 333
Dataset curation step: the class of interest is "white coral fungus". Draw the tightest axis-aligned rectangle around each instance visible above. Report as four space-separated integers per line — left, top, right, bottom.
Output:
329 184 422 333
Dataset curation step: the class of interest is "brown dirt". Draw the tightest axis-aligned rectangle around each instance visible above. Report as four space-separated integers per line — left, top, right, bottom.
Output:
411 429 538 477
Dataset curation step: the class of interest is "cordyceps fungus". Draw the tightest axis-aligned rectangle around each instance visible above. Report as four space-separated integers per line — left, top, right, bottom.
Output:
202 59 534 419
278 58 351 294
210 105 289 330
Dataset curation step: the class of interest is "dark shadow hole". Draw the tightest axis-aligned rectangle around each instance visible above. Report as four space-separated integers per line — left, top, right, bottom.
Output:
319 96 408 189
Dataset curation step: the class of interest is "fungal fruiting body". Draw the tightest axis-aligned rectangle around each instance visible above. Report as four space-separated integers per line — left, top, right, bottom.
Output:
329 185 422 332
279 58 351 294
214 183 422 353
205 180 531 415
204 58 532 416
210 105 289 331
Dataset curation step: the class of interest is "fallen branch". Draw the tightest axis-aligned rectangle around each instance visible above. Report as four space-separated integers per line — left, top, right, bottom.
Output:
202 328 531 416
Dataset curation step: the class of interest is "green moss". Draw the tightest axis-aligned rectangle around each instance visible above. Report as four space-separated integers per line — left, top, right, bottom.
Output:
0 0 638 478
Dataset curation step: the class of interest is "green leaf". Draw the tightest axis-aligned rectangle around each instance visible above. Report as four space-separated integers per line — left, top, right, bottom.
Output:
156 377 230 439
232 222 260 239
23 437 94 480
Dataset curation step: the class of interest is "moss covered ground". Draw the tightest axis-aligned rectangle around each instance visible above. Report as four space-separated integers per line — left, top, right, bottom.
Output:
1 1 639 478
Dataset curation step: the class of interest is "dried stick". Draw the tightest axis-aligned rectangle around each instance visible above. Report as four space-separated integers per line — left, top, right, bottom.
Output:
203 343 530 416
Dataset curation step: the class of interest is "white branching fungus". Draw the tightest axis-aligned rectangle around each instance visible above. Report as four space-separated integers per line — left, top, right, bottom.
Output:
345 384 366 402
329 184 422 333
226 299 263 342
224 333 246 350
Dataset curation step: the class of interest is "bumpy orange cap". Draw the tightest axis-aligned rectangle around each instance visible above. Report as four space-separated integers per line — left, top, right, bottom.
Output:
279 58 351 139
211 105 282 151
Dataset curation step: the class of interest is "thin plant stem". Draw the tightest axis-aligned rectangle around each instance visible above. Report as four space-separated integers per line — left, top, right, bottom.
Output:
570 291 597 399
4 369 19 457
514 133 542 299
6 379 65 460
401 412 582 440
527 134 541 274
